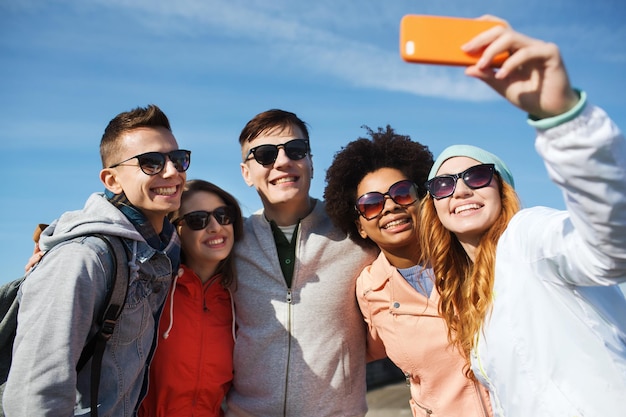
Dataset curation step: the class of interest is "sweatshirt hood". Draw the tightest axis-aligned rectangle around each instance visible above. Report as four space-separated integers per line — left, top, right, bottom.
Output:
38 193 144 251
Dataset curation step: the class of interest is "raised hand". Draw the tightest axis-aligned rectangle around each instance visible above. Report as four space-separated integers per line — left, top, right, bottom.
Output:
462 17 579 119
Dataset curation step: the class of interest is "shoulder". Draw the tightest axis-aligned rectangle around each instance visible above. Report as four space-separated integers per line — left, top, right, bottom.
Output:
357 254 392 288
28 235 122 290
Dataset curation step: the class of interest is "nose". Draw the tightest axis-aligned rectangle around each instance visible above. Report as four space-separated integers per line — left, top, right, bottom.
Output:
452 177 472 197
161 158 180 177
273 146 291 166
206 214 223 232
381 194 400 215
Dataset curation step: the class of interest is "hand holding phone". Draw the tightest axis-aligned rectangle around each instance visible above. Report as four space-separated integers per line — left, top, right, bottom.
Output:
400 15 509 67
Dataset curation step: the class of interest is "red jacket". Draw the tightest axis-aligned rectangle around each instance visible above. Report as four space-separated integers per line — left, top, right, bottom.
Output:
357 253 493 417
139 265 235 417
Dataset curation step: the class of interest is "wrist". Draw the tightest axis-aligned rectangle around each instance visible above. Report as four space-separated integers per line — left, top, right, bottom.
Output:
528 89 586 129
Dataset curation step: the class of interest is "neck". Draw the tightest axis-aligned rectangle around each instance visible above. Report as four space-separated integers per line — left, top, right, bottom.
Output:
264 197 314 226
383 242 422 269
186 260 219 284
457 237 479 263
147 215 164 235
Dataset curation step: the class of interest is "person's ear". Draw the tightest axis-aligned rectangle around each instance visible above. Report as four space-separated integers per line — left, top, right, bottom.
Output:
355 218 368 239
240 163 254 187
100 168 124 194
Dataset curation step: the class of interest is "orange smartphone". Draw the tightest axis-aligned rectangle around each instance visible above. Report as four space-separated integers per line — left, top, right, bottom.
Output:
399 15 509 67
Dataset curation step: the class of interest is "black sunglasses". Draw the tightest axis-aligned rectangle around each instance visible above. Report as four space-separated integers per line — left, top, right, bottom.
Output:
109 150 191 176
355 179 419 220
425 163 495 200
245 139 310 166
173 207 236 230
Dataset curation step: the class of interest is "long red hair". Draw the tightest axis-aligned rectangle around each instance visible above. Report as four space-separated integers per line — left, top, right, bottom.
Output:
419 176 520 376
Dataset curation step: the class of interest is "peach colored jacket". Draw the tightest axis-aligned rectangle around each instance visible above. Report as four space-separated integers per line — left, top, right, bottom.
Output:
356 252 493 417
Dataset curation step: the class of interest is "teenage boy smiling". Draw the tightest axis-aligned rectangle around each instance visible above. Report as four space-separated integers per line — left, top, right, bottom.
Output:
226 109 377 417
4 105 189 416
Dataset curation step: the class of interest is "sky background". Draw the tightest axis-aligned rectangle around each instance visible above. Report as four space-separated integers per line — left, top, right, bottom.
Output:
2 0 625 284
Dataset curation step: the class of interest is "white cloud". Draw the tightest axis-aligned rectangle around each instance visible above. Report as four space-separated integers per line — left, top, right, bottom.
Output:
74 0 500 101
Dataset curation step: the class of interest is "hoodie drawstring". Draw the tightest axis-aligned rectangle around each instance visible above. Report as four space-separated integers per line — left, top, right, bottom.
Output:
162 267 183 339
128 241 140 280
227 287 236 341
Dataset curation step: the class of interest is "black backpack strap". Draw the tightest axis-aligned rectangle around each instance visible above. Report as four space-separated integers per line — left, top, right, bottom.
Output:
0 276 26 385
76 234 129 417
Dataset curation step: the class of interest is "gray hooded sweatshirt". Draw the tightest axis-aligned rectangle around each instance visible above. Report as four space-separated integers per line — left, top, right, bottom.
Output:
226 199 378 417
4 193 177 416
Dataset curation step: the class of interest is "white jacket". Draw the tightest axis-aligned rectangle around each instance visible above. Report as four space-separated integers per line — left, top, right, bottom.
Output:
471 103 626 416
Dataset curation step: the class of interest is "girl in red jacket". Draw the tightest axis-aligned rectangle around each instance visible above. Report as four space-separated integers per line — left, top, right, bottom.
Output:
139 180 243 417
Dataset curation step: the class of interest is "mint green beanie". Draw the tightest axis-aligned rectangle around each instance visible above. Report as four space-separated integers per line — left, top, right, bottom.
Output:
428 144 515 188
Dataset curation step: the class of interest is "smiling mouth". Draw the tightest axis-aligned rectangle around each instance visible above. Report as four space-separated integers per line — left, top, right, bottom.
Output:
207 237 225 246
272 176 298 185
382 218 410 229
152 186 178 196
454 203 482 215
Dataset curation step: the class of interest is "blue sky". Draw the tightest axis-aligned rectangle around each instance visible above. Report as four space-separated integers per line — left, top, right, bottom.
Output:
2 0 625 283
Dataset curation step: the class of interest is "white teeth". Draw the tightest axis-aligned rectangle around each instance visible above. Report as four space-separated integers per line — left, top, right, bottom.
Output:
207 237 225 245
153 186 177 196
455 203 481 214
274 177 296 185
383 219 409 229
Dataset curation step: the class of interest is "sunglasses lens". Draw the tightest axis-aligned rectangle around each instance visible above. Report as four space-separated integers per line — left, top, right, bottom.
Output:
356 194 385 220
464 165 494 188
181 207 235 230
136 152 166 175
429 177 456 199
169 150 191 172
427 164 495 199
134 150 190 175
183 212 210 230
212 207 234 226
253 145 280 165
284 139 309 161
356 180 418 220
389 181 418 205
249 139 309 165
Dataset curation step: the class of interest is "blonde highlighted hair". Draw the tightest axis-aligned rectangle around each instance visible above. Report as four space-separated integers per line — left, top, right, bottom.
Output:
419 175 520 376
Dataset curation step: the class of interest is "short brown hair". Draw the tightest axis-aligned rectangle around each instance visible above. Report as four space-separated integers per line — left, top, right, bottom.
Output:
238 109 309 146
100 104 172 168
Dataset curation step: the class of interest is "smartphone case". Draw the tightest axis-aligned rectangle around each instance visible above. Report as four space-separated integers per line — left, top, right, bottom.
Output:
400 15 509 67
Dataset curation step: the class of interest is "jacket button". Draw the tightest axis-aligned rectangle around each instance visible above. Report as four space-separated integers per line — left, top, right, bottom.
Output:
393 302 400 308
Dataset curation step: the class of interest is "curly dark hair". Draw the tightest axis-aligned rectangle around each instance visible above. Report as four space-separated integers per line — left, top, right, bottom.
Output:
324 125 433 249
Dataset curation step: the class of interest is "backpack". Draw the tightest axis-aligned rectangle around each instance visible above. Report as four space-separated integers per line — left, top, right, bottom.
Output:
0 233 129 417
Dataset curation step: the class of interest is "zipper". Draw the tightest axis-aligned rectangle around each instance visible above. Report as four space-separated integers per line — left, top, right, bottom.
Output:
415 402 433 415
405 371 433 415
282 221 300 416
282 288 293 416
193 277 216 411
